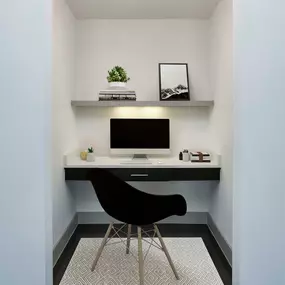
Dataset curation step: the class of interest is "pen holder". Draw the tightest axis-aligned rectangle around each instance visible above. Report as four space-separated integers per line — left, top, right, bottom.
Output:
182 150 190 162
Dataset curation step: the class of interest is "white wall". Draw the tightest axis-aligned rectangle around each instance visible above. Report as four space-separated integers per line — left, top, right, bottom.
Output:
75 107 212 155
74 19 214 155
71 19 215 214
233 0 285 284
0 0 53 284
52 0 78 246
209 0 233 247
75 19 211 101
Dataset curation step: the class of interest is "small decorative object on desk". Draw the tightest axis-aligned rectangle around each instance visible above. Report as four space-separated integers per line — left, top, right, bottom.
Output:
80 150 87 161
190 151 211 163
179 152 183 161
86 146 95 162
99 66 136 101
182 149 190 162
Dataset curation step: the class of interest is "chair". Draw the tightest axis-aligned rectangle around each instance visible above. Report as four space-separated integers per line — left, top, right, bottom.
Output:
88 168 187 285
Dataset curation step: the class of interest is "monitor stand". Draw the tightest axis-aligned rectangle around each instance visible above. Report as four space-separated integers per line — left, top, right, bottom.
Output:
120 154 152 165
132 154 148 160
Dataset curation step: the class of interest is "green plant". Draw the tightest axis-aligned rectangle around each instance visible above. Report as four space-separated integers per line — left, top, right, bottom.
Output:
107 66 130 83
88 147 94 153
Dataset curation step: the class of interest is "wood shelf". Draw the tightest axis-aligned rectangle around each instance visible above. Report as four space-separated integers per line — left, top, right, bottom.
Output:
71 100 214 107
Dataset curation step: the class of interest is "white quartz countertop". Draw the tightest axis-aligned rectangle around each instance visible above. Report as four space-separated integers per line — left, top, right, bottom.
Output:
64 153 221 169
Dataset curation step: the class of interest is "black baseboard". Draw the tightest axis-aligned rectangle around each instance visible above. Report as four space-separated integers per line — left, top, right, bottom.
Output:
53 214 78 266
208 214 232 265
53 224 232 285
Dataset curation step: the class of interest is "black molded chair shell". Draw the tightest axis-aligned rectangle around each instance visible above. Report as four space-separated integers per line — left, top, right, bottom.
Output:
88 168 187 226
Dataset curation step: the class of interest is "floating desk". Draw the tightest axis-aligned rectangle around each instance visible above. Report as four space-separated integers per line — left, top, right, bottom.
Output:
65 154 221 182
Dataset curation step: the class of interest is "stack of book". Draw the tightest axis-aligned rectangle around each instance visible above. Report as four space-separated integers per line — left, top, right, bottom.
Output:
190 152 211 163
99 88 136 101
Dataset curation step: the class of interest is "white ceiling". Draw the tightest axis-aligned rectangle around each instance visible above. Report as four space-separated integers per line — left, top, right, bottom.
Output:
66 0 221 20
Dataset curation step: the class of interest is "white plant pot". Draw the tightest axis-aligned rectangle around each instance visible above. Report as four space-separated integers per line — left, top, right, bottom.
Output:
87 153 95 162
109 82 127 88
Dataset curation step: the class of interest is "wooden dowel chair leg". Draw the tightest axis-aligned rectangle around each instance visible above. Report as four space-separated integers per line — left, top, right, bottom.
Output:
91 222 113 271
137 226 144 285
154 224 180 280
126 224 132 254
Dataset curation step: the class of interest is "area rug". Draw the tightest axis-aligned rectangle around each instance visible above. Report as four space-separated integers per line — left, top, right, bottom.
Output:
60 238 224 285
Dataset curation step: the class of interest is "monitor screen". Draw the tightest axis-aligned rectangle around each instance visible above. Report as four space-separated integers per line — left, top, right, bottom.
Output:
110 119 170 149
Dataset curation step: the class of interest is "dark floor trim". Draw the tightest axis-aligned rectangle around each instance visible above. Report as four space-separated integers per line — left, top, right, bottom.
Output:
53 214 78 266
207 214 232 266
53 224 232 285
78 211 208 224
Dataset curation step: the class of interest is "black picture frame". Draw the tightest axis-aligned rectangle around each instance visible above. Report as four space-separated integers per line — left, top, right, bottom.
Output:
159 63 190 101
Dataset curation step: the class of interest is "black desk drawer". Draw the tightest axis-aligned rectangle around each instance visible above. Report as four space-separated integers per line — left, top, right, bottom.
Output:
108 168 173 181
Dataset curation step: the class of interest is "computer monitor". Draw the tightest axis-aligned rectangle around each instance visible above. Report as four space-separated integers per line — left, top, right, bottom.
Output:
110 118 170 156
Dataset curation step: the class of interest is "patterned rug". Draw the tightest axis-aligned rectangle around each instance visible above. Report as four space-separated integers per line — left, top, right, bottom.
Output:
60 238 224 285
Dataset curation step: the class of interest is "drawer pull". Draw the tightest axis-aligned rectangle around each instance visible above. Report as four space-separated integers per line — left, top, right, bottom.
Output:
131 174 149 177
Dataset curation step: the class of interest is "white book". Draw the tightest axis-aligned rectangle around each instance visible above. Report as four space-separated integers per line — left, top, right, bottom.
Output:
100 90 136 95
190 152 210 156
99 94 136 101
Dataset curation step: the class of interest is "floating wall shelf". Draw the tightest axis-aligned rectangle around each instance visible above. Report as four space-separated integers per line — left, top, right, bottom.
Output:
71 100 214 107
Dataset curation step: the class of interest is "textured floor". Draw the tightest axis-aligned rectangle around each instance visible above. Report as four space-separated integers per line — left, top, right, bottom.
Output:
60 237 224 285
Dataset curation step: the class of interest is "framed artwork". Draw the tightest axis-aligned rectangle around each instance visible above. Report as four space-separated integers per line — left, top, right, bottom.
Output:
159 63 190 101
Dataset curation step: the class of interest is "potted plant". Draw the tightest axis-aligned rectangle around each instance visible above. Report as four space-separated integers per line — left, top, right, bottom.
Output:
87 146 95 162
107 66 130 88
